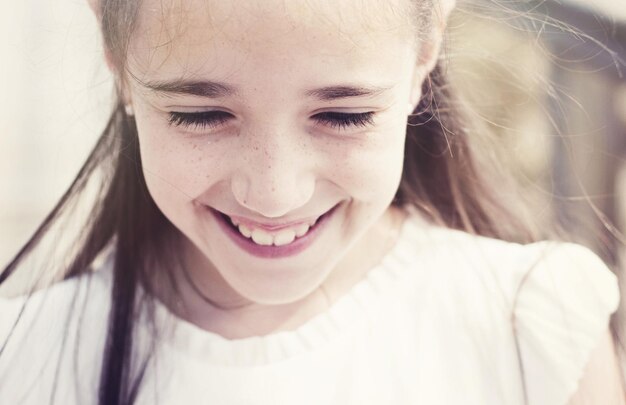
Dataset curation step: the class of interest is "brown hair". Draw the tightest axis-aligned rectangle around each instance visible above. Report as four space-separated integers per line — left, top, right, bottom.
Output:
1 1 566 404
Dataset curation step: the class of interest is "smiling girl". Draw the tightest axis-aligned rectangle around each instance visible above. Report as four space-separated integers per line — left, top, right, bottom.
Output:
1 0 624 404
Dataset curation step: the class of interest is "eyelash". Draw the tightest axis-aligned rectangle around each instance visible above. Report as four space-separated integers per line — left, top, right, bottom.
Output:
314 112 375 130
167 111 375 132
168 111 232 129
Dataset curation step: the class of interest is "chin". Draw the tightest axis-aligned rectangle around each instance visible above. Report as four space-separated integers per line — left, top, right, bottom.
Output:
220 257 337 306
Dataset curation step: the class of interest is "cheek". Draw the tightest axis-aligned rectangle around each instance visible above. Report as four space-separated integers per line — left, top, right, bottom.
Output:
323 119 406 200
134 111 226 203
133 102 408 207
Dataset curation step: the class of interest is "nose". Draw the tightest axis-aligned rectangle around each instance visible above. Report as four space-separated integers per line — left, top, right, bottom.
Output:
230 131 315 218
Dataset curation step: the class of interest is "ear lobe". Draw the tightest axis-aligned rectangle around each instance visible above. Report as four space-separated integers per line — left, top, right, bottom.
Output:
104 48 116 72
409 38 442 108
408 65 428 111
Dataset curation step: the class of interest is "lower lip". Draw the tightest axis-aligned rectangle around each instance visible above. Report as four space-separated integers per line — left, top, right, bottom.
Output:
209 204 340 259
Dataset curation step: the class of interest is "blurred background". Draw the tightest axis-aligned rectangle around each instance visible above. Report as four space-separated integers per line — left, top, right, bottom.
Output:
1 0 625 269
0 0 113 266
446 0 626 263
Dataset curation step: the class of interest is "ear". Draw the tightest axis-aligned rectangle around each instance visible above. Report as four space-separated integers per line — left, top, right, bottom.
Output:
86 0 100 16
86 0 116 74
438 0 457 25
408 0 457 110
86 0 130 106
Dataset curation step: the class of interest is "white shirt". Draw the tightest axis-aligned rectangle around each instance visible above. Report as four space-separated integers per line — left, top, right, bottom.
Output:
0 214 620 404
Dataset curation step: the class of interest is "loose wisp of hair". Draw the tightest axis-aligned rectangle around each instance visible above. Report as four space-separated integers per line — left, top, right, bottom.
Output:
2 0 625 404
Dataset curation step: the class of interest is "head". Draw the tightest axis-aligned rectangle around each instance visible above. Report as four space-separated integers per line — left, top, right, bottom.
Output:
4 1 533 404
89 0 460 306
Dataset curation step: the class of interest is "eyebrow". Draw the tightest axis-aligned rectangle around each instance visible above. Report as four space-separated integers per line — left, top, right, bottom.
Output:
304 85 391 101
140 79 391 100
141 79 238 98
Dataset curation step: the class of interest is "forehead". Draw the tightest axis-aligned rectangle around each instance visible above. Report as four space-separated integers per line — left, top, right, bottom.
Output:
127 0 418 82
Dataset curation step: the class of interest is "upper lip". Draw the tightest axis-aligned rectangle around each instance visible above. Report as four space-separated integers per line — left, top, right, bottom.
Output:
210 204 338 231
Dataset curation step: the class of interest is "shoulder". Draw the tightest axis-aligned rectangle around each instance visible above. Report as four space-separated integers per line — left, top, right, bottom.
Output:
415 220 620 331
0 258 113 403
0 259 113 341
409 220 622 404
410 219 618 312
567 329 626 405
509 241 621 405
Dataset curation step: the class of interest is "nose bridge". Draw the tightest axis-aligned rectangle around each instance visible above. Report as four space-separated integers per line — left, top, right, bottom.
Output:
232 126 314 218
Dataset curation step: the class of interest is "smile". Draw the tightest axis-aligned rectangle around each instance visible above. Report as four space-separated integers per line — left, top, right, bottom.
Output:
208 204 340 259
229 217 318 247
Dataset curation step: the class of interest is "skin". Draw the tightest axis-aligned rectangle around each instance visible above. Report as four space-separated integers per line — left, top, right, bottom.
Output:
567 330 626 405
123 0 433 336
93 0 625 401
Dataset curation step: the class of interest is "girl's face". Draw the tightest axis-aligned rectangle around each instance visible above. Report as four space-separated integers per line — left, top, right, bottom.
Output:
125 0 427 305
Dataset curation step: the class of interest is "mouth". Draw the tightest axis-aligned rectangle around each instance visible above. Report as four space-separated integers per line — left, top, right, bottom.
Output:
207 203 341 259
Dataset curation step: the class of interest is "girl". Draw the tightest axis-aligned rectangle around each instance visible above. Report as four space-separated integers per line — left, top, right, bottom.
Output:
1 0 624 404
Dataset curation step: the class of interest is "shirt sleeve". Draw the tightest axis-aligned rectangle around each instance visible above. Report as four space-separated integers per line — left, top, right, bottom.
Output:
513 242 621 405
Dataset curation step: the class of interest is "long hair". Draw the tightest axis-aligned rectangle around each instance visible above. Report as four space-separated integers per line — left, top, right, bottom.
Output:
1 1 608 404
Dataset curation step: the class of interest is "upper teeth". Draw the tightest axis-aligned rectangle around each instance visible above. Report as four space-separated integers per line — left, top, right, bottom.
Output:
230 218 316 246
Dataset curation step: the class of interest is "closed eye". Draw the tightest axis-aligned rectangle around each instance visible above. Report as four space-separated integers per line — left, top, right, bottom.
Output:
168 111 233 129
167 110 376 132
313 112 375 130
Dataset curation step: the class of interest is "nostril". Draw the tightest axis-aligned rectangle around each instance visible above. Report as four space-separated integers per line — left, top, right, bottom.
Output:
230 169 315 218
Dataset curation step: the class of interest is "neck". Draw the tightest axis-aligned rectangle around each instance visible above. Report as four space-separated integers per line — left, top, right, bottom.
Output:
153 206 407 339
